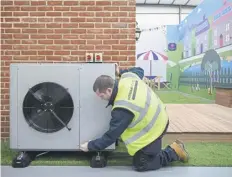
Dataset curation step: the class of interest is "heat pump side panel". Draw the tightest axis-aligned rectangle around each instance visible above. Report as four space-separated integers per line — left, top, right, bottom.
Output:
11 63 81 151
79 63 116 150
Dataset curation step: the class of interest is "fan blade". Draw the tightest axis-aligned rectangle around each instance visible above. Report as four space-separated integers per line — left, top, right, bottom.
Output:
28 109 47 126
49 109 71 131
28 89 44 103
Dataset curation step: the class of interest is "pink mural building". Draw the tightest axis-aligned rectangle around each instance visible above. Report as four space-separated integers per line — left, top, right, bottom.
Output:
212 0 232 49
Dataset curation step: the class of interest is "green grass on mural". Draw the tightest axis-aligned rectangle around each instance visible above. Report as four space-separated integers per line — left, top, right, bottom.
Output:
2 141 232 167
178 85 216 100
155 90 213 103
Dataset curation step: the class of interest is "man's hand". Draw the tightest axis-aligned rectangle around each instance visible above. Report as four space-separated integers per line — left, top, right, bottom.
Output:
80 142 89 152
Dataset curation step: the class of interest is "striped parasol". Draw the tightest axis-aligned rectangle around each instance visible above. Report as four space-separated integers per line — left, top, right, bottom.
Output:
137 50 168 62
137 50 169 77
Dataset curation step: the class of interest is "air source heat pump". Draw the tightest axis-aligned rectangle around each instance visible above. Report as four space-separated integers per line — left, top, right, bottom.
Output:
10 63 116 168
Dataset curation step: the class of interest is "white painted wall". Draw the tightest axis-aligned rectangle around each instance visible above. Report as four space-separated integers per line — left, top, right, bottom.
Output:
136 5 194 25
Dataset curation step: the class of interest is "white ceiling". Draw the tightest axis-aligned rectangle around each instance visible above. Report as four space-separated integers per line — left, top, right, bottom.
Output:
136 0 202 6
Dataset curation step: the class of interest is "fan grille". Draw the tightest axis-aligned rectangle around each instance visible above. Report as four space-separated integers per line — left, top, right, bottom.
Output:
23 82 74 133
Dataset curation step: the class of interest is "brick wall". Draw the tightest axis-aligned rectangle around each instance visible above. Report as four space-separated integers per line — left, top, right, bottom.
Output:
1 0 136 140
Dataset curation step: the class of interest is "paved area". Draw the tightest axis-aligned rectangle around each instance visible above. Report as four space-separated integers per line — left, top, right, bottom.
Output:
1 166 232 177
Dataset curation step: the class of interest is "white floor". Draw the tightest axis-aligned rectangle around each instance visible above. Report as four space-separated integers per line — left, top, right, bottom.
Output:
1 166 232 177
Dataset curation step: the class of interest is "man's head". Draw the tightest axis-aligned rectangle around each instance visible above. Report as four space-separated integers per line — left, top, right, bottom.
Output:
93 75 114 101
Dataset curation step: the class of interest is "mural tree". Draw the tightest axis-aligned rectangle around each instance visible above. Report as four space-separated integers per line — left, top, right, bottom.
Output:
201 49 221 94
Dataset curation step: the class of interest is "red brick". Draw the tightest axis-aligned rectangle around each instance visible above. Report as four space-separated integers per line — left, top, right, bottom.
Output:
79 45 95 50
31 1 46 5
55 51 70 55
1 1 13 5
96 12 111 17
21 7 37 11
70 40 86 44
38 40 53 44
14 1 30 5
80 34 95 39
30 12 45 16
79 12 95 17
54 7 70 11
64 1 79 5
54 29 70 33
47 35 62 39
95 45 111 50
22 29 37 33
30 24 45 28
95 23 111 28
46 12 62 16
47 1 63 5
55 18 70 22
96 1 111 5
87 29 103 34
30 56 46 60
5 29 21 33
104 7 119 11
54 40 70 44
63 35 79 39
1 12 13 16
103 40 119 45
38 51 54 55
112 45 128 50
70 18 86 22
30 45 45 50
112 1 127 6
112 56 127 61
38 7 53 11
120 40 135 44
5 18 20 22
14 23 29 28
104 29 119 34
79 23 94 28
21 51 37 55
87 18 102 22
87 40 102 45
80 1 95 5
46 23 62 28
87 7 103 11
96 35 111 39
46 45 62 50
71 29 86 33
63 12 79 16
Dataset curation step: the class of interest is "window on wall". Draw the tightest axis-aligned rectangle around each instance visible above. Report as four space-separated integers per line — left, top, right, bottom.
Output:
226 23 230 31
214 39 217 46
226 34 230 42
214 29 217 37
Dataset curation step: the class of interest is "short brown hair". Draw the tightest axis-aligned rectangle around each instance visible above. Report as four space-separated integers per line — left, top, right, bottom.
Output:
93 75 114 93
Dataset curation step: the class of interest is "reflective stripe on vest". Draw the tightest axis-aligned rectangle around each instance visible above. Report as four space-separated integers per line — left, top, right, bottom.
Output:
124 104 161 145
113 86 161 145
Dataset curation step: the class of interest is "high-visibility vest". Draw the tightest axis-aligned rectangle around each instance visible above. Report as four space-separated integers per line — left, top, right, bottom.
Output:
112 72 169 156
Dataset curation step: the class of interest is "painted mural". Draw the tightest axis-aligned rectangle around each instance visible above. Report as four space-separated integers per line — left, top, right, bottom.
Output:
166 0 232 100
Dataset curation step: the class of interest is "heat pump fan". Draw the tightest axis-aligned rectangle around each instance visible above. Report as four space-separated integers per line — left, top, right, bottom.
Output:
10 63 116 168
23 82 73 133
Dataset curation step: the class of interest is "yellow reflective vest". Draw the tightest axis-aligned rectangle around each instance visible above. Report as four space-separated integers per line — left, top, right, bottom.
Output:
112 72 169 156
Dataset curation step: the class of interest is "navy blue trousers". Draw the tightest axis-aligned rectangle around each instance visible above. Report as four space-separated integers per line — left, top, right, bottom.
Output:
132 121 178 172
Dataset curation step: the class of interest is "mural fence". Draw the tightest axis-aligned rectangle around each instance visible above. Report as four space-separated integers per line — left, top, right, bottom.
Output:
179 67 232 88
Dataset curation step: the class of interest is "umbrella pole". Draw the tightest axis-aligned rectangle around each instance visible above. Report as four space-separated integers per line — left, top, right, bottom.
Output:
150 60 152 76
